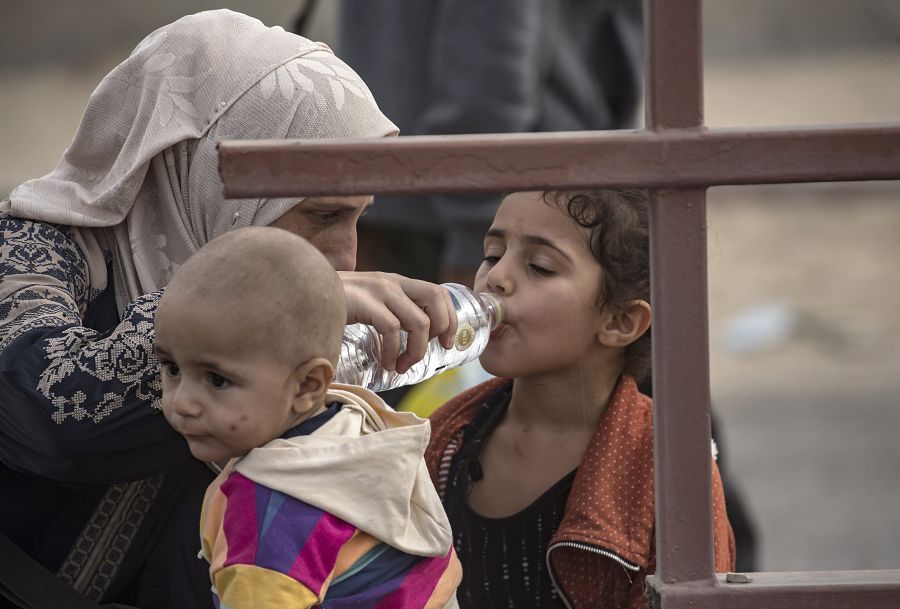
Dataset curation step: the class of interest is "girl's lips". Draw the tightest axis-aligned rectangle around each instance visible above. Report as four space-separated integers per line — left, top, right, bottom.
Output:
490 323 508 339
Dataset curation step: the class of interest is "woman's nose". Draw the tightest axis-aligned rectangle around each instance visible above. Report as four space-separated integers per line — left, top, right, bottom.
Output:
322 247 355 272
322 229 357 272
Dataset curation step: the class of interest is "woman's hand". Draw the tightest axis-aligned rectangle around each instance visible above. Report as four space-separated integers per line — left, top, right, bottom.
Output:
338 272 458 374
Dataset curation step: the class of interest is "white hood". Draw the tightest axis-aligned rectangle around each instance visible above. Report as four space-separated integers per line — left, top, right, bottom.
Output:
234 383 451 557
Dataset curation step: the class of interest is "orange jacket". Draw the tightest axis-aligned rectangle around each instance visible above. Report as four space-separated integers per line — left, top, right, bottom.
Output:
425 375 735 609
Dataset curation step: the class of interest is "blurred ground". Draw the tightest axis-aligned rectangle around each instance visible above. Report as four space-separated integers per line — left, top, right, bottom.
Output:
1 1 899 573
705 44 900 570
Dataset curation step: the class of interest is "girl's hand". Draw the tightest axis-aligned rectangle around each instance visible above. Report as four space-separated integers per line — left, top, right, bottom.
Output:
338 272 458 373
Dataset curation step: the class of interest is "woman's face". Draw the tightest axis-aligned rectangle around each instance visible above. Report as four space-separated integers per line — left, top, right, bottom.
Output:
269 195 374 271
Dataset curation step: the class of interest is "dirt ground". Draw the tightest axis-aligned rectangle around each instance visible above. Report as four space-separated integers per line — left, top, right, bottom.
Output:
703 51 900 571
1 4 898 573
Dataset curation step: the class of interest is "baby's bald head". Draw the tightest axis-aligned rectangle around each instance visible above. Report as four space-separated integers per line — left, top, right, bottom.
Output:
160 226 346 366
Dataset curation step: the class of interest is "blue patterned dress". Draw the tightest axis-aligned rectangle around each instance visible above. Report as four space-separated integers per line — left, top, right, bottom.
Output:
0 216 214 608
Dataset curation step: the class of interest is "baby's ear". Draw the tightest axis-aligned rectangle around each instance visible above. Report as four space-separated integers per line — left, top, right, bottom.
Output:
291 357 334 416
598 300 651 348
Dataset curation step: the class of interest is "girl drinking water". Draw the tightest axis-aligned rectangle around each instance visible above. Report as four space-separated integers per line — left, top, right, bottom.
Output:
425 190 735 609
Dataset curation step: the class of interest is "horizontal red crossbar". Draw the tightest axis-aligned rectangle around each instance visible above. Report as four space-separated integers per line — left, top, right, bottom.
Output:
218 124 900 198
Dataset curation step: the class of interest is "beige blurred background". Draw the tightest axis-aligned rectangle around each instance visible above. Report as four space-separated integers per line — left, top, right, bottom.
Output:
1 0 898 573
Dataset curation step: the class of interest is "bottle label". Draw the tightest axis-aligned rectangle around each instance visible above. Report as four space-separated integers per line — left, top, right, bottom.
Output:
456 325 475 351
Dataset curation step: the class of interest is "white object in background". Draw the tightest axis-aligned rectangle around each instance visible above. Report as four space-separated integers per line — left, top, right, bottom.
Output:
721 302 797 355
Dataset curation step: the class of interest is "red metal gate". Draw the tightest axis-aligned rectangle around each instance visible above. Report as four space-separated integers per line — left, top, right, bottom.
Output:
218 1 900 607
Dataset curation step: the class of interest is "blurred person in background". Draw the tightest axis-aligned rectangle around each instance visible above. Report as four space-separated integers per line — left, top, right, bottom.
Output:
319 0 644 288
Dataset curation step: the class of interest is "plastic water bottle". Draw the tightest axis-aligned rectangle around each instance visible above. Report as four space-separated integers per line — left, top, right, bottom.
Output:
334 283 503 392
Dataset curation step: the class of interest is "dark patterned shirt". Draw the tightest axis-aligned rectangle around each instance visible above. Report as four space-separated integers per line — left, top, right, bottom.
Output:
441 386 577 609
0 216 210 607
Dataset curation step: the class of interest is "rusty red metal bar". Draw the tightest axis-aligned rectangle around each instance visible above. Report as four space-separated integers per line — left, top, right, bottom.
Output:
644 0 714 586
646 571 900 609
218 125 900 198
647 188 714 584
645 0 704 130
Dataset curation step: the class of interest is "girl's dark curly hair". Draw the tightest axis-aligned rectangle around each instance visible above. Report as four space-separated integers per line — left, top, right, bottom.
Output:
543 189 651 382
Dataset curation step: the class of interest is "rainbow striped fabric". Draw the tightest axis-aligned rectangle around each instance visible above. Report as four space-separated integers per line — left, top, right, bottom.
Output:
201 470 460 609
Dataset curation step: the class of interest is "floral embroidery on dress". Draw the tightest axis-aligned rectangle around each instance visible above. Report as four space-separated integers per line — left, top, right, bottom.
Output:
38 293 162 424
0 219 87 303
0 219 87 351
1 217 163 424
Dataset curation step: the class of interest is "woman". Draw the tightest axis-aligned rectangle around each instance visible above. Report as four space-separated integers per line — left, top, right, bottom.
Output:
0 10 455 609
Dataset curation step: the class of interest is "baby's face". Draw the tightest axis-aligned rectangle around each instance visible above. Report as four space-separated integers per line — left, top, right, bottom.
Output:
154 299 300 463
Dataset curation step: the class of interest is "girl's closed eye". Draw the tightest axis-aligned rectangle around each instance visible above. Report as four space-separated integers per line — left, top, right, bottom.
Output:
528 261 556 276
207 372 232 389
481 243 505 267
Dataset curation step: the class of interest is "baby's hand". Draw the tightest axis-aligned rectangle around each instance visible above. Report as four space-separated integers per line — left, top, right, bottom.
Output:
338 272 458 373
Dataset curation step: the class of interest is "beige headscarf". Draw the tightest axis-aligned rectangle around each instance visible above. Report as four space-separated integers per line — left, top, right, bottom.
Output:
6 10 398 314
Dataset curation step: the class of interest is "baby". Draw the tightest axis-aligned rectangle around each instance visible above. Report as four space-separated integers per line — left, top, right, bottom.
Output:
155 226 460 609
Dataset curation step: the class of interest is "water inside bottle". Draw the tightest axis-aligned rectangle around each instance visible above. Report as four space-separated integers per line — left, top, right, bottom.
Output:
335 284 502 392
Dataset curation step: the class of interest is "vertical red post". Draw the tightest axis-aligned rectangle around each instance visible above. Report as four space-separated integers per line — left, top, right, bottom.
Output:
644 0 715 584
